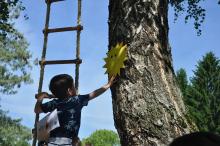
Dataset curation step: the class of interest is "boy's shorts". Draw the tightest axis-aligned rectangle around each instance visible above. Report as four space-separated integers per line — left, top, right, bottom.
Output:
48 137 72 146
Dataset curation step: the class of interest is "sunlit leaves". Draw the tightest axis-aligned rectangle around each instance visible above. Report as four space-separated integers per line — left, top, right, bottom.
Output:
82 129 120 146
169 0 219 35
0 109 31 146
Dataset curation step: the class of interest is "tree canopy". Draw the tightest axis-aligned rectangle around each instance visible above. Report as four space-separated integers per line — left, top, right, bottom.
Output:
177 52 220 133
82 129 120 146
0 109 31 146
0 0 32 95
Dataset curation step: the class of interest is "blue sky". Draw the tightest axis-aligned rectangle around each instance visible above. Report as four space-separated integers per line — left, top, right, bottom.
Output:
1 0 220 139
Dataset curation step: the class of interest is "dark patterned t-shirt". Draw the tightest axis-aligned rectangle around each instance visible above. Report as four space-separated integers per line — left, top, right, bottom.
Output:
40 95 89 139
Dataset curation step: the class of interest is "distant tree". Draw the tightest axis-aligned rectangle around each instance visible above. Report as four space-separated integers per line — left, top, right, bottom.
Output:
0 0 32 95
0 109 31 146
0 1 32 145
186 52 220 133
176 68 188 98
82 129 120 146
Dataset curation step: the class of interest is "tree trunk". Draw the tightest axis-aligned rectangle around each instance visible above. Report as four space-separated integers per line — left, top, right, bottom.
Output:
108 0 193 145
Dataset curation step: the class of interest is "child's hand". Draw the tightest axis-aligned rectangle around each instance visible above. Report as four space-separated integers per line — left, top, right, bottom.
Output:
35 92 51 100
108 76 116 86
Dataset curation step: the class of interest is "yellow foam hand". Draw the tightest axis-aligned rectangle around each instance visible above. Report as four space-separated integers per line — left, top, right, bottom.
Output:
103 43 128 77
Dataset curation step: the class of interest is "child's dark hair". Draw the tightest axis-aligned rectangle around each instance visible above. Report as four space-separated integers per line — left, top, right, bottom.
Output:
169 132 220 146
49 74 74 98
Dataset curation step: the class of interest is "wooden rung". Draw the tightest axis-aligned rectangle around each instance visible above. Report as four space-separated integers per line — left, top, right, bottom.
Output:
46 0 65 3
39 59 82 65
43 25 83 34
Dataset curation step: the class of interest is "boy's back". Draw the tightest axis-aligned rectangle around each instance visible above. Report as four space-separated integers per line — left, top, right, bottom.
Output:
41 94 89 139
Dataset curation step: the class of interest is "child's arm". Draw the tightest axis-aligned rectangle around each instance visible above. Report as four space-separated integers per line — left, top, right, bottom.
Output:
34 92 54 113
88 76 115 100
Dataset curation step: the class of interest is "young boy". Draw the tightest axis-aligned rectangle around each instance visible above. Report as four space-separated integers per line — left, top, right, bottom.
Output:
35 74 115 146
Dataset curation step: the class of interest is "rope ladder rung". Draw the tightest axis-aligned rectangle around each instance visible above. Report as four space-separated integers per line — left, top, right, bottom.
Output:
39 59 82 65
45 0 65 4
43 25 83 34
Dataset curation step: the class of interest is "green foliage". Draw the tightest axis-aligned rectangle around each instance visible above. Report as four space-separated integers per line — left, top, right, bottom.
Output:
176 68 188 98
169 0 219 35
0 109 31 146
82 129 120 146
185 52 220 133
0 0 32 94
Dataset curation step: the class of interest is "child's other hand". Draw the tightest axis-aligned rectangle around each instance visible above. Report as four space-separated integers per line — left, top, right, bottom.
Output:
35 92 51 100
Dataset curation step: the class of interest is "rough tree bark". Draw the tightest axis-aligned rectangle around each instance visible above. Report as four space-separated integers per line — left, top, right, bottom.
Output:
109 0 193 145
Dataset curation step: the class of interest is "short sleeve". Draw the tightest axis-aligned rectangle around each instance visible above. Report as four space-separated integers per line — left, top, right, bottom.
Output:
41 100 57 113
78 94 89 107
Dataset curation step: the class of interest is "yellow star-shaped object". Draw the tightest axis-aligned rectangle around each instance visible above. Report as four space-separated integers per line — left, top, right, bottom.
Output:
103 43 128 77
